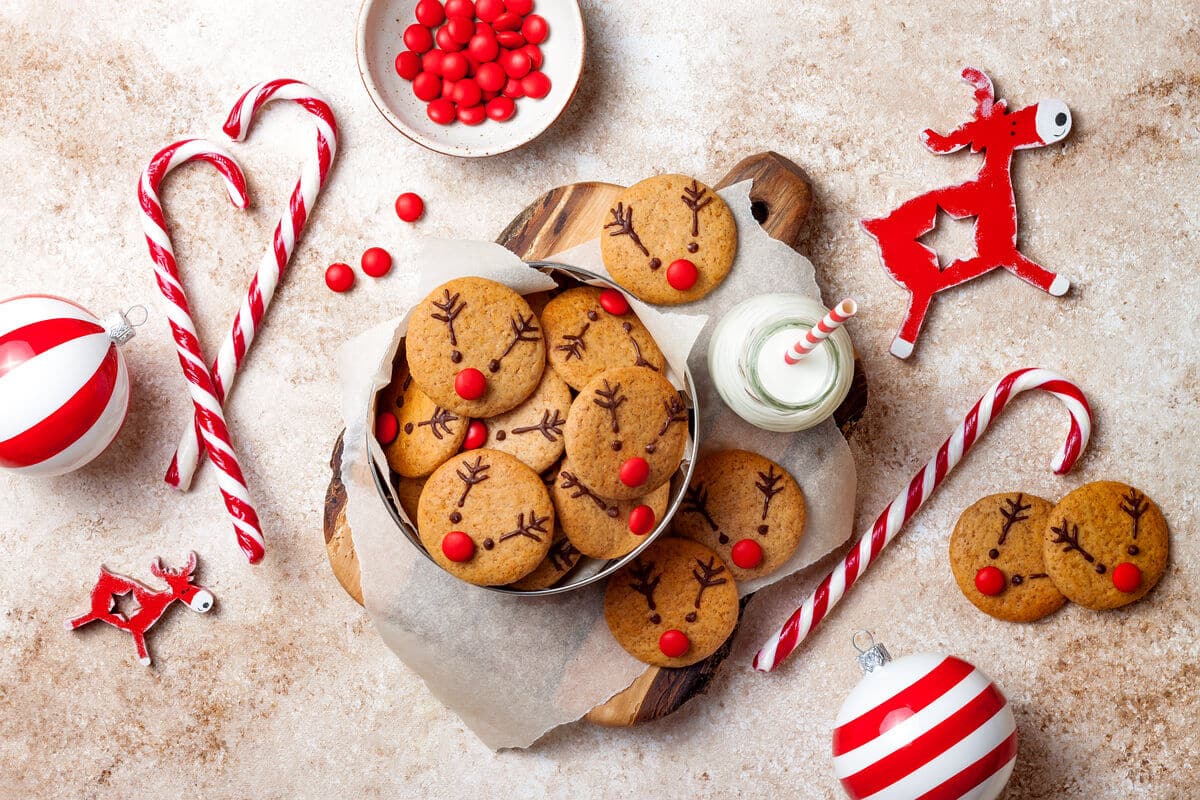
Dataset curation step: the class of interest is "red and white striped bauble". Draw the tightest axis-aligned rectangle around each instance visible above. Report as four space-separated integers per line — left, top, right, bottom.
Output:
0 295 138 476
833 637 1017 800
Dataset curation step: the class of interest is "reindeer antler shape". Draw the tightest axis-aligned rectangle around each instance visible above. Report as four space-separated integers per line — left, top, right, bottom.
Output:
628 560 662 611
920 67 1007 154
691 556 729 609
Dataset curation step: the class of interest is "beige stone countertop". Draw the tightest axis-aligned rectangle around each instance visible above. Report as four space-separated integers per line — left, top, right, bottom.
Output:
1 1 1197 798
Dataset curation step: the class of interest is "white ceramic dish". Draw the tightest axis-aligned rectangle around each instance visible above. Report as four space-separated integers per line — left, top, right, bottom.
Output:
356 0 585 157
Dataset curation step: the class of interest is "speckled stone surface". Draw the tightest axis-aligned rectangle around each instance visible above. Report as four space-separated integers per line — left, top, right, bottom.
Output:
1 2 1197 798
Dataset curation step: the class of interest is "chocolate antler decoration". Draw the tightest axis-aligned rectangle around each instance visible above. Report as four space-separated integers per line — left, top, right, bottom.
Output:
627 560 661 610
681 483 721 534
1120 488 1149 539
548 537 580 571
512 409 566 442
559 471 618 518
997 493 1032 546
431 289 466 347
555 322 589 362
454 455 491 507
680 180 713 237
625 324 659 371
593 379 627 433
691 556 728 608
417 407 459 440
1050 518 1106 572
754 466 784 521
657 395 688 437
499 510 550 543
605 203 649 256
489 313 541 373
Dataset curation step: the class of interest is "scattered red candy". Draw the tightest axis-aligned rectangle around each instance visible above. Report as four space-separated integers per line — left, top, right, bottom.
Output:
427 97 456 124
521 13 548 44
599 288 630 315
404 24 434 53
520 70 550 99
1112 562 1142 593
666 258 699 291
413 71 442 101
462 420 487 450
440 51 469 81
395 191 425 222
452 78 483 107
415 0 446 27
619 457 650 488
441 531 476 562
422 49 444 73
658 629 690 658
458 104 486 125
395 50 421 80
455 367 487 400
361 247 393 278
476 61 506 92
468 33 499 62
324 262 354 293
731 539 764 569
475 0 504 21
628 505 656 536
486 96 516 121
376 411 399 445
974 565 1006 596
501 49 532 78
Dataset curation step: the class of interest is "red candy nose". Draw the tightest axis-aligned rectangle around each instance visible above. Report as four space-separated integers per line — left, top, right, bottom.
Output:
619 457 650 488
731 539 764 569
1112 562 1142 593
658 629 690 658
375 411 399 445
455 367 487 400
974 565 1006 596
599 288 631 316
666 259 699 291
441 531 476 563
628 504 656 535
462 420 487 450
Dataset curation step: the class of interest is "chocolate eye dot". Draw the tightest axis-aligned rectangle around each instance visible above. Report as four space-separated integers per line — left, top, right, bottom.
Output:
483 538 495 550
1127 545 1140 556
988 548 1000 559
1055 112 1068 126
1095 564 1106 575
404 422 414 434
649 258 661 270
1011 575 1024 585
687 242 699 253
685 612 697 623
649 613 661 625
449 511 462 524
488 359 501 373
757 524 769 536
611 441 622 451
717 533 729 545
586 310 598 321
451 350 463 363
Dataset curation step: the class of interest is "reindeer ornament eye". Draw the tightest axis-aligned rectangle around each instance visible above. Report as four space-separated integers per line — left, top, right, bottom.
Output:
188 590 214 613
1035 99 1072 144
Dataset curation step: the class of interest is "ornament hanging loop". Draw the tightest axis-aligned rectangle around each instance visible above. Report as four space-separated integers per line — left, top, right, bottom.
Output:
852 630 891 674
102 305 148 346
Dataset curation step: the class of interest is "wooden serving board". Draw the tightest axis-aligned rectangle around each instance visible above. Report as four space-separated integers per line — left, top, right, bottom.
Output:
321 151 868 727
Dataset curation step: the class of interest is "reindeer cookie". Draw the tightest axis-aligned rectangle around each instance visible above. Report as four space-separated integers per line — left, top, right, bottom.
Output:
478 366 572 473
605 537 739 667
563 367 689 501
949 492 1065 622
552 454 671 559
379 356 467 478
541 286 666 391
600 174 737 305
673 450 806 581
1042 481 1168 610
508 531 582 591
417 449 554 586
406 277 546 417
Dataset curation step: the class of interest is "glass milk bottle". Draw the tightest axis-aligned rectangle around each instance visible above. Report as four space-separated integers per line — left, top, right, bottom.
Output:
708 294 855 432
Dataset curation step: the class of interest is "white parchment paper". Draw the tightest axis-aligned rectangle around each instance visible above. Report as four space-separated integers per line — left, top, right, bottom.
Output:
337 182 856 749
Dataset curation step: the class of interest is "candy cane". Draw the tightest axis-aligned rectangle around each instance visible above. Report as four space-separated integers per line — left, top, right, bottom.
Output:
139 139 266 564
752 367 1091 672
165 79 339 491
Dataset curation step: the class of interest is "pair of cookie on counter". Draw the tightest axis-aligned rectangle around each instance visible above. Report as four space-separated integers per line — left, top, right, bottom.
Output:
950 481 1169 621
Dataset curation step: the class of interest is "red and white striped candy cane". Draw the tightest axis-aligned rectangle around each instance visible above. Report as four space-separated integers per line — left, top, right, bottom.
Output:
139 139 266 564
753 367 1091 672
165 79 338 491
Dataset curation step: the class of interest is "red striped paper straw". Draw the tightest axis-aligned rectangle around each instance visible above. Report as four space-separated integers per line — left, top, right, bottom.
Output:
784 299 858 365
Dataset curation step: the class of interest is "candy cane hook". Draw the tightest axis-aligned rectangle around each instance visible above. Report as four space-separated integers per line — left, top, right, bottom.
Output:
753 367 1091 672
165 79 339 491
139 139 266 564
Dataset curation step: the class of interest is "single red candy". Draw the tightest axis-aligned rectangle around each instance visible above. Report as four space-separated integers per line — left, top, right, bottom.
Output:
475 0 504 21
598 288 630 315
324 262 354 293
1112 562 1142 593
440 78 458 99
413 71 442 101
731 539 764 569
501 49 532 79
444 0 474 16
474 21 495 39
666 258 698 291
414 0 446 27
446 15 475 44
435 25 463 52
361 246 393 278
485 96 516 121
403 23 434 53
468 32 499 62
521 43 543 70
463 420 487 450
520 70 550 99
440 51 469 81
455 367 487 400
504 0 534 15
496 30 525 49
395 50 422 81
476 61 506 92
502 77 525 98
658 629 690 658
422 49 445 74
521 13 548 44
441 531 476 562
458 103 486 126
376 411 399 445
395 192 425 222
628 505 656 536
974 565 1006 596
452 78 482 107
493 10 522 30
427 97 456 125
619 457 650 488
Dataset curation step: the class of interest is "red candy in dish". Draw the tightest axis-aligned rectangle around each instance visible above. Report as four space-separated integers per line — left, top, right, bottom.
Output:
520 70 550 99
404 24 434 53
395 50 421 80
415 0 446 26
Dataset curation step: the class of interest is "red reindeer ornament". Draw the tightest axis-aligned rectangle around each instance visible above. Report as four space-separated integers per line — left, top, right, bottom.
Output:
862 67 1073 358
65 552 213 666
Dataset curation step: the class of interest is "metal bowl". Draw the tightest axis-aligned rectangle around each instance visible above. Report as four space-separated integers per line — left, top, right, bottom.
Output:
369 261 700 595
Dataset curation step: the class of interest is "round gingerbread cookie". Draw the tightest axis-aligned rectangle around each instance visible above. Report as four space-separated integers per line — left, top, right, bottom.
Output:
416 449 554 586
563 367 689 501
379 358 467 478
541 286 666 391
406 277 546 417
1042 481 1169 610
507 530 582 591
393 474 427 524
599 174 737 305
478 366 572 473
949 492 1066 622
604 537 739 668
672 450 805 581
551 455 671 559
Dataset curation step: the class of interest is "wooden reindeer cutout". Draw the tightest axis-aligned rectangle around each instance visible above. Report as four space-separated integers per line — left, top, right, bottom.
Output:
65 552 214 666
862 67 1074 358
